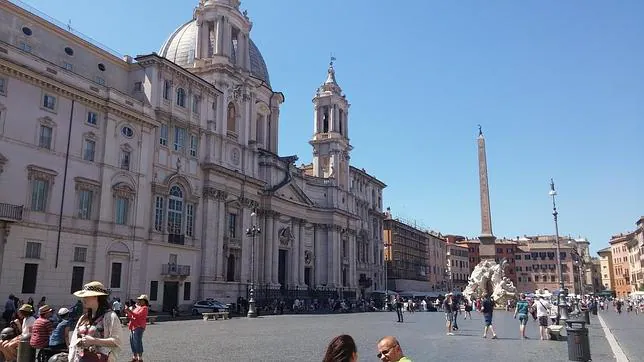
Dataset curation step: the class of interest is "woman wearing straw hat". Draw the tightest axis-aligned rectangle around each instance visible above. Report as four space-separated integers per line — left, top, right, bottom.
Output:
69 281 122 362
124 294 149 362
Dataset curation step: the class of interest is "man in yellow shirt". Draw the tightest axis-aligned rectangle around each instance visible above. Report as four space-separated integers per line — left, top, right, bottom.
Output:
376 336 412 362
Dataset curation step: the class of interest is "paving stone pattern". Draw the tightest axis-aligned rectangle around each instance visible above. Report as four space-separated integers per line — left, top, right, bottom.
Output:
599 309 644 361
129 310 615 361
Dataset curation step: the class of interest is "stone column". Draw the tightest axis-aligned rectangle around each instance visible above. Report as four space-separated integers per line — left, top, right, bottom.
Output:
327 226 336 287
215 193 227 279
290 219 299 287
240 205 251 284
237 33 245 68
0 223 6 281
313 106 319 133
298 222 305 286
201 192 217 279
215 18 223 55
314 224 323 286
250 93 257 142
272 215 279 285
263 211 274 284
350 233 357 288
195 19 203 59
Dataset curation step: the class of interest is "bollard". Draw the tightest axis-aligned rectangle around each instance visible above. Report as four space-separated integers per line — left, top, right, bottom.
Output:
16 337 35 362
565 320 591 362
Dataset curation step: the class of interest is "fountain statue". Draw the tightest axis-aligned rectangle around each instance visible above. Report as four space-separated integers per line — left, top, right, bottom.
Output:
463 259 517 307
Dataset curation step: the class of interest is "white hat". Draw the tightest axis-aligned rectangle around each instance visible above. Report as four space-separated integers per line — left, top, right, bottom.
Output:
57 307 70 316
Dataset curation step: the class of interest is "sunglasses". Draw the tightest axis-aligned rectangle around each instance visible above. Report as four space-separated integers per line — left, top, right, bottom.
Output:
376 344 397 359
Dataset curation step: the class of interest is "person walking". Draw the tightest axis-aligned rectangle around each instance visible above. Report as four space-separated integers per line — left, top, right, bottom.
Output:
112 298 122 318
124 295 149 362
481 293 497 339
534 295 551 340
394 295 404 323
443 294 454 335
2 295 15 326
513 293 530 339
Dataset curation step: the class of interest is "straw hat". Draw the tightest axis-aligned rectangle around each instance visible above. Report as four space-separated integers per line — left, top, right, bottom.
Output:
136 294 149 302
73 281 110 298
18 304 33 313
38 305 53 315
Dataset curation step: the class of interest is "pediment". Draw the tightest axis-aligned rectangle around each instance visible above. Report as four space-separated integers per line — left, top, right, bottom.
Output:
275 182 313 206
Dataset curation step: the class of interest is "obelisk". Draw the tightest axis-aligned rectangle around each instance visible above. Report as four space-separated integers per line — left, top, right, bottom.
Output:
477 126 496 261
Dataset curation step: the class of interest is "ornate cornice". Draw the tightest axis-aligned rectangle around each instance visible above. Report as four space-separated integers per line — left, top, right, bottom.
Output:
238 196 259 209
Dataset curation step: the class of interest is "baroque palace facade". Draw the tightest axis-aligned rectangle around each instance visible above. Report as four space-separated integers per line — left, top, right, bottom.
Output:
0 0 385 311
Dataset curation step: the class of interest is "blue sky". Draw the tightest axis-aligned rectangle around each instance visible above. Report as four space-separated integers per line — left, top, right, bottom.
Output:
17 0 644 255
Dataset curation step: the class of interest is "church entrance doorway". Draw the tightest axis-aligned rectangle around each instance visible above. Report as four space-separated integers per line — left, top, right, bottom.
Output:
304 267 311 287
162 281 179 312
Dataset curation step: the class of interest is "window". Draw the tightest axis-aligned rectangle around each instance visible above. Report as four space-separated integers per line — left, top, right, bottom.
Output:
134 82 142 92
174 127 185 151
154 196 165 232
183 282 191 301
168 186 183 237
227 102 236 133
176 88 186 107
159 125 168 146
22 27 32 36
64 47 74 56
0 78 6 95
70 266 84 293
38 125 53 149
31 179 49 211
25 241 41 259
63 62 73 71
110 262 122 289
150 281 158 301
186 203 194 237
78 189 93 219
115 197 129 225
96 77 105 86
22 264 38 294
42 94 56 110
192 95 200 114
98 63 106 72
120 150 130 170
19 42 32 53
73 247 87 262
163 80 171 100
121 126 134 138
83 139 96 161
228 213 237 238
86 111 98 126
189 134 198 157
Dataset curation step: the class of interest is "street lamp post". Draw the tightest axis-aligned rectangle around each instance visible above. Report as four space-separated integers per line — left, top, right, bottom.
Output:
246 210 261 318
384 242 391 309
549 179 568 322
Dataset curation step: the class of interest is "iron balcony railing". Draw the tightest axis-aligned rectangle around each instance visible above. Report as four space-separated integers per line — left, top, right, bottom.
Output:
0 203 23 221
161 263 191 277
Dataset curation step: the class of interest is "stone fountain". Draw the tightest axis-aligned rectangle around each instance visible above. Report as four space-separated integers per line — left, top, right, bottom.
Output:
463 259 517 307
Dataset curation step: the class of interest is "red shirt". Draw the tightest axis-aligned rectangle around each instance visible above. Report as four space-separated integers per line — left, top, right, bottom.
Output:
29 317 53 349
126 306 149 330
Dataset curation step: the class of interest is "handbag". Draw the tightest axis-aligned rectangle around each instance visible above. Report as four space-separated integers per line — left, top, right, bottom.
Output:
79 351 109 362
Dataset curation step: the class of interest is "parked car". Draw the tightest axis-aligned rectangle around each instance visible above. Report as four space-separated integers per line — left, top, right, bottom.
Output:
192 299 228 315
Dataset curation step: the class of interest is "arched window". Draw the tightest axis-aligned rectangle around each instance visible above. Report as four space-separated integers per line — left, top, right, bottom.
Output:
168 185 184 242
227 102 236 133
176 88 186 107
338 109 344 136
322 107 329 133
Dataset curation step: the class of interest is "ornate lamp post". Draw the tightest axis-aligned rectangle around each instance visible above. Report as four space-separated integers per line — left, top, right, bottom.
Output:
549 179 568 322
246 210 261 318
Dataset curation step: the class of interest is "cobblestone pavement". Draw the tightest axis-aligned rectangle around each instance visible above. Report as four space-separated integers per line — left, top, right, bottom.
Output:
598 309 643 361
128 310 615 361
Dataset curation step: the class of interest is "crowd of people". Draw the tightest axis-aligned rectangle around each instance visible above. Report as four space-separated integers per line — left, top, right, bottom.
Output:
0 281 149 362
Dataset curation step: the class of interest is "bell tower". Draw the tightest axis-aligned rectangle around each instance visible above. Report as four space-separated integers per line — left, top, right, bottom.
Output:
310 59 352 189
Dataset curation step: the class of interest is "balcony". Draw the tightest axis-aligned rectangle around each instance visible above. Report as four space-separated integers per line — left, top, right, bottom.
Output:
168 234 185 245
161 263 191 277
0 203 23 222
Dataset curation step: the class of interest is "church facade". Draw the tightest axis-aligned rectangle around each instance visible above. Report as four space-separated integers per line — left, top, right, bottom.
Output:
0 0 385 310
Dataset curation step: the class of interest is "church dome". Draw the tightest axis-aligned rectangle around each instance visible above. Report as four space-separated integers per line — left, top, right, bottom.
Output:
159 19 271 86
